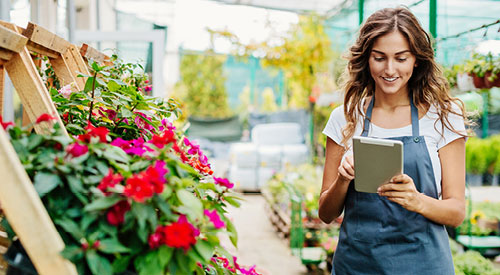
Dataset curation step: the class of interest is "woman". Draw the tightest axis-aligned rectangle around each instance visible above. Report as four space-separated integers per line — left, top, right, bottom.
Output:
319 7 468 274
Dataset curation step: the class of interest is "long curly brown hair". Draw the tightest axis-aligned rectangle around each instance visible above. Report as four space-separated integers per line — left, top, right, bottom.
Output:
340 7 468 147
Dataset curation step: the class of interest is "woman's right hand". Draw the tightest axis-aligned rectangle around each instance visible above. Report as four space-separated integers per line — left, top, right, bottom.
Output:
338 154 355 181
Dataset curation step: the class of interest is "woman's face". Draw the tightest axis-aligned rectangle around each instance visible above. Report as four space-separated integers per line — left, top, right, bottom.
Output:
368 31 417 96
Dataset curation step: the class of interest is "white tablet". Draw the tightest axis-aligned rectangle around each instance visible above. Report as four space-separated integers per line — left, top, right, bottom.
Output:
353 136 404 193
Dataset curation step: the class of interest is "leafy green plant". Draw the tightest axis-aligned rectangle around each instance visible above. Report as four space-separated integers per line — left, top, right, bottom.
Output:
453 250 500 275
466 136 500 175
0 54 261 274
174 50 232 119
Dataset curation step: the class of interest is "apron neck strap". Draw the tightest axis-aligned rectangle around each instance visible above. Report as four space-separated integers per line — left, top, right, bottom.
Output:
361 94 420 137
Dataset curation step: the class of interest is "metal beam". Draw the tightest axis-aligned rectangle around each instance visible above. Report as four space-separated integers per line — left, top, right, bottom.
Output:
429 0 437 38
358 0 364 25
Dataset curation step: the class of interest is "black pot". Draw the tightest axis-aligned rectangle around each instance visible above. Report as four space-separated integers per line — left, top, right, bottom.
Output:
4 240 37 275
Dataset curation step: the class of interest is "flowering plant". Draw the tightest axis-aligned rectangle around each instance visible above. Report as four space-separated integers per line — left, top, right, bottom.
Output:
1 55 259 274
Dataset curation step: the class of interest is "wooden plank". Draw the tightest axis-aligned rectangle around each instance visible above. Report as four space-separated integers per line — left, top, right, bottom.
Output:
80 43 112 65
4 47 68 135
0 65 4 116
0 49 13 61
0 21 67 136
49 55 78 88
61 47 86 90
22 22 70 54
0 127 78 275
0 25 28 53
26 41 59 59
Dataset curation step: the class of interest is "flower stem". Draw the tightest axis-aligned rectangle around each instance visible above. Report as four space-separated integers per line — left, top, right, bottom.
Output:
87 72 98 124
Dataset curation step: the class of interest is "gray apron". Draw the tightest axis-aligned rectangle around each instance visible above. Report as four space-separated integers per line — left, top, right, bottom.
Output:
332 96 455 274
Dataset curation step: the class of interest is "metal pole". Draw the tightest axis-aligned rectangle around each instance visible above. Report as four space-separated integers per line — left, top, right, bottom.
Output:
66 0 76 43
249 56 257 107
358 0 364 25
481 89 489 138
429 0 437 38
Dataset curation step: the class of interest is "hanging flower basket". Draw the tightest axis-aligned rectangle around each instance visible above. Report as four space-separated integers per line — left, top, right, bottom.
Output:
484 71 500 88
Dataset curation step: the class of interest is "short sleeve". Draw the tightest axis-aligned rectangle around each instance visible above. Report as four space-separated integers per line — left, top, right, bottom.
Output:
322 105 346 145
437 102 467 150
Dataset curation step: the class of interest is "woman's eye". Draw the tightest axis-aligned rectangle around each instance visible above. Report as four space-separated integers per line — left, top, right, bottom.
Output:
374 57 384 61
397 58 407 62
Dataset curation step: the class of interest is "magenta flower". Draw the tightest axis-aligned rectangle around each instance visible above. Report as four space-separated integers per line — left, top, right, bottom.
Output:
66 143 88 157
204 209 225 229
58 84 73 99
134 112 154 131
214 177 234 189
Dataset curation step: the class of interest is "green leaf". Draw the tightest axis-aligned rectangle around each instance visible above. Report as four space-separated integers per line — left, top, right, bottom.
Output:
154 195 172 217
98 238 131 254
27 134 44 150
176 189 203 221
134 250 164 275
107 80 121 92
81 214 98 232
60 245 83 262
102 146 129 163
34 172 62 197
223 195 242 208
84 77 95 93
86 250 113 275
112 255 132 273
158 246 174 267
130 160 151 172
131 202 156 231
67 175 88 204
120 108 134 118
194 240 214 261
84 196 122 212
225 218 238 248
55 218 84 240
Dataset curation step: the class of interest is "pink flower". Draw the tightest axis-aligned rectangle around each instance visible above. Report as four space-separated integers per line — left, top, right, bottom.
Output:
204 209 225 229
58 84 73 99
99 107 117 121
66 143 88 157
144 160 169 194
214 177 234 189
134 112 154 131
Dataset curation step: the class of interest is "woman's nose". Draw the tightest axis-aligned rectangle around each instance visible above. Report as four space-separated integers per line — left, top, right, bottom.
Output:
385 60 396 75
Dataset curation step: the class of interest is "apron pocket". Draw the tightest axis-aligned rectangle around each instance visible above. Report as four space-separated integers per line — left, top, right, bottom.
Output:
353 192 430 244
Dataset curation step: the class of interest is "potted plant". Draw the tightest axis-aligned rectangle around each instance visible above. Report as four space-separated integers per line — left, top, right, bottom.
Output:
463 53 500 89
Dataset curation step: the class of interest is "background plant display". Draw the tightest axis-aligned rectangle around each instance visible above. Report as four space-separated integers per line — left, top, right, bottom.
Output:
458 200 500 237
1 55 260 274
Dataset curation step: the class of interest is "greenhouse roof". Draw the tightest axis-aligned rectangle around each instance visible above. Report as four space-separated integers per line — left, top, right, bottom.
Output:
209 0 347 14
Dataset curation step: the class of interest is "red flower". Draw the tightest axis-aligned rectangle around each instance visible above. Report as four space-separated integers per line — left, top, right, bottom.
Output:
106 200 131 226
144 161 169 194
0 116 14 130
36 113 57 124
78 124 109 143
163 216 198 250
98 168 123 195
92 240 101 249
123 174 154 202
66 143 88 157
148 232 163 249
149 129 176 149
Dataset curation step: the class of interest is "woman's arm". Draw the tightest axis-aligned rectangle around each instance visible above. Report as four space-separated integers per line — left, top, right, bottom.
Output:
377 137 466 227
318 138 353 224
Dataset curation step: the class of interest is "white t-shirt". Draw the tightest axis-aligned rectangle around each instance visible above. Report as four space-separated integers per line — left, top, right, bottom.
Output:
322 101 467 197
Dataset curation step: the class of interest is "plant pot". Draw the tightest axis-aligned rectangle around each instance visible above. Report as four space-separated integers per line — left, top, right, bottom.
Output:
477 218 499 231
484 71 500 88
471 73 487 89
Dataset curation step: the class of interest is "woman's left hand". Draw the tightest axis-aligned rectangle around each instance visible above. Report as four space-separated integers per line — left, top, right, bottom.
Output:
377 174 424 213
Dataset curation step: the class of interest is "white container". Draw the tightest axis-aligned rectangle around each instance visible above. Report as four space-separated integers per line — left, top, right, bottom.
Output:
251 123 304 145
229 142 258 168
457 73 475 92
257 145 282 169
282 144 309 167
229 165 258 191
257 167 278 189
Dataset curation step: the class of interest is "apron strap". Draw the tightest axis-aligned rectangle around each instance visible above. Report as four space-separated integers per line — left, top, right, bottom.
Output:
361 94 420 137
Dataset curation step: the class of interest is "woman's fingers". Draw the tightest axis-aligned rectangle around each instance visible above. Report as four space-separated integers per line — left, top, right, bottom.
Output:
338 154 355 181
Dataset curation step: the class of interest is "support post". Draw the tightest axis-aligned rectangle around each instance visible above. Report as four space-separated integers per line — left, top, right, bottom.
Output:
429 0 437 38
358 0 364 25
0 127 78 275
